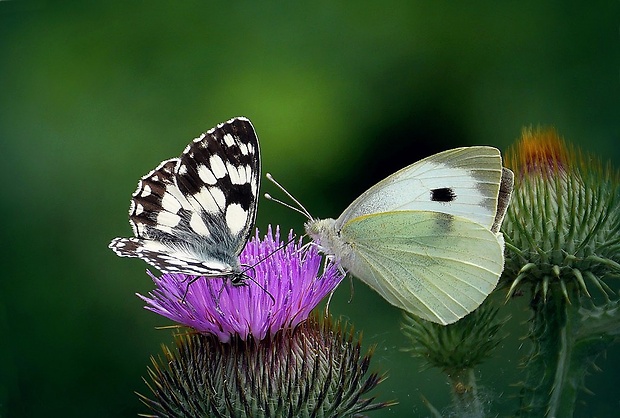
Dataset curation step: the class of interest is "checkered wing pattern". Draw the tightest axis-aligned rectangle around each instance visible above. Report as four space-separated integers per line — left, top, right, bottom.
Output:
109 117 260 280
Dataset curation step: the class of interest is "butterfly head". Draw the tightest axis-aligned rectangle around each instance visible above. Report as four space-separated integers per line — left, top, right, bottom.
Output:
229 271 251 286
265 173 353 266
304 218 334 247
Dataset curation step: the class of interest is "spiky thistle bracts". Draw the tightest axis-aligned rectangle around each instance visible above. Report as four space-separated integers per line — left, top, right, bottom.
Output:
502 127 620 417
502 127 620 302
139 316 394 418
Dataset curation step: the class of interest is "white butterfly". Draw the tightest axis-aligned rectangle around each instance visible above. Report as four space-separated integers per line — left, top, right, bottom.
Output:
268 146 513 324
109 117 260 284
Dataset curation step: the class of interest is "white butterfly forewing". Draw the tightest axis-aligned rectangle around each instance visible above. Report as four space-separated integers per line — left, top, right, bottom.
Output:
336 146 504 232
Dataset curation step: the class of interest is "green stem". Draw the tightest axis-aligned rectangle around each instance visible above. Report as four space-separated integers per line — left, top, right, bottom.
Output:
518 290 620 417
447 368 485 418
546 301 576 417
518 291 578 417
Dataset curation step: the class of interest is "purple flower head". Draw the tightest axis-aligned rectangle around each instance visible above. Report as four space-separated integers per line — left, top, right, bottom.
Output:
138 226 344 342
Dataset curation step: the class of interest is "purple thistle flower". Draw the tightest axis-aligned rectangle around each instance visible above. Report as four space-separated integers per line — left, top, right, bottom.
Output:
138 226 344 342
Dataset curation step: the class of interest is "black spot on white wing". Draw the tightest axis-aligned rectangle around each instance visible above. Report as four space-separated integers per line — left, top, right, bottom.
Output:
430 187 457 203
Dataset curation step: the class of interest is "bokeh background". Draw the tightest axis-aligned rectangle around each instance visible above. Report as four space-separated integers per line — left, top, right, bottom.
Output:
1 1 618 417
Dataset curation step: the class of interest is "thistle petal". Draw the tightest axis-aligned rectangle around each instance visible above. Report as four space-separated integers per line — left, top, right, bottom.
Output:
138 226 345 342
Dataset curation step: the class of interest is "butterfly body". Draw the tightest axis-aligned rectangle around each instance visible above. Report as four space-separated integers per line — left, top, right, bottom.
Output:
109 117 260 284
304 146 513 324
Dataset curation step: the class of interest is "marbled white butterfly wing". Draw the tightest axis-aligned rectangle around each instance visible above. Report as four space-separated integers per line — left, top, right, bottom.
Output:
109 117 260 282
305 146 513 324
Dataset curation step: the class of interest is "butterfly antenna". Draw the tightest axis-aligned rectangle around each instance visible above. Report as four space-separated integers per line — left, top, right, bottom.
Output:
265 173 313 220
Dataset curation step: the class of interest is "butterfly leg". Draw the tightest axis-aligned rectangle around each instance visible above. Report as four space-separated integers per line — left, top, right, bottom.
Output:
346 274 355 304
323 288 336 316
322 252 346 277
181 275 201 302
236 267 276 305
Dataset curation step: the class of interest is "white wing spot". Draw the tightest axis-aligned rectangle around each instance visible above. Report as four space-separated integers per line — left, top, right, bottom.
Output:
134 203 144 216
178 164 188 176
239 142 249 155
223 133 236 147
141 185 152 197
226 203 248 236
240 164 249 183
226 162 249 185
209 154 227 179
197 164 217 185
193 187 226 214
161 192 182 213
189 213 211 237
156 211 181 229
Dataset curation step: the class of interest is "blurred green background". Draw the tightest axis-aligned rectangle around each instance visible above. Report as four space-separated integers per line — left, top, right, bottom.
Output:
1 1 618 417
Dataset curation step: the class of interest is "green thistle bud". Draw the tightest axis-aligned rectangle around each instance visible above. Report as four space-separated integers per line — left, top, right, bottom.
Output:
401 303 508 417
502 127 620 302
501 127 620 417
401 305 507 374
138 315 394 418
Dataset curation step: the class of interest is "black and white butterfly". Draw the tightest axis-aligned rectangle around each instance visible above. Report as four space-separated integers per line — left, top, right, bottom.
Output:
109 117 260 285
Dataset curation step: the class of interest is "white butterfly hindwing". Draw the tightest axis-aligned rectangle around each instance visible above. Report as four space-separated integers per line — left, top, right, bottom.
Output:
306 146 514 324
109 117 260 282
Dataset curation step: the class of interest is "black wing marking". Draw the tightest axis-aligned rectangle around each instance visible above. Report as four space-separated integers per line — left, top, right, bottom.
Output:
109 117 260 277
